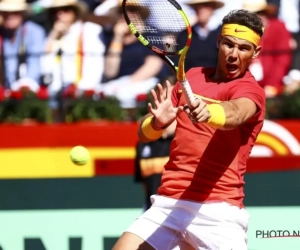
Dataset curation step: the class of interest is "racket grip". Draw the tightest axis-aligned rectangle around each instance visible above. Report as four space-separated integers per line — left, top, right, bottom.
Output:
179 79 196 107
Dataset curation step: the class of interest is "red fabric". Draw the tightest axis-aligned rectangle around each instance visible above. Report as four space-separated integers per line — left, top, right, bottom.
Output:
83 90 95 98
0 86 5 101
63 84 77 98
158 67 266 208
136 93 148 102
10 90 22 100
257 18 292 93
36 86 49 100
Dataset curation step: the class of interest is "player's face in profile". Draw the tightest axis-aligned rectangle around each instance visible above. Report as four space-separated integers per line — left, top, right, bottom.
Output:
218 36 261 79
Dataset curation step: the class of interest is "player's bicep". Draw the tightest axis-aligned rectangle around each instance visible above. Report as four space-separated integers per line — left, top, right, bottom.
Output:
227 82 266 126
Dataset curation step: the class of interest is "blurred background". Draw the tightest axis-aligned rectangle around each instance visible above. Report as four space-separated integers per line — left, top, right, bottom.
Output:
0 0 299 249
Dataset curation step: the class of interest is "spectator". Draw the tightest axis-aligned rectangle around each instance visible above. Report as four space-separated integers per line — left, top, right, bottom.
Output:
279 0 300 94
99 1 164 120
24 1 53 32
41 0 106 120
177 0 198 25
244 0 292 98
177 0 224 71
283 69 300 94
0 0 45 92
267 0 280 9
210 0 243 27
78 0 100 12
91 0 119 26
85 0 120 43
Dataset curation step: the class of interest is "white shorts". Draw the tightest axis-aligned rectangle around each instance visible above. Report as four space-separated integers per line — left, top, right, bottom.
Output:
126 195 250 250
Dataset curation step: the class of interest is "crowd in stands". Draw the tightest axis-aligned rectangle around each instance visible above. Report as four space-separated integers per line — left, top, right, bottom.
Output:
0 0 299 122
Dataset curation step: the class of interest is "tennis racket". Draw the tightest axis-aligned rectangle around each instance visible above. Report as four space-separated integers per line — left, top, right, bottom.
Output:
122 0 196 106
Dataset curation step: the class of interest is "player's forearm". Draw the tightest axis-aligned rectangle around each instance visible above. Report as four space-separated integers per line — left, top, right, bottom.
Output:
206 99 257 130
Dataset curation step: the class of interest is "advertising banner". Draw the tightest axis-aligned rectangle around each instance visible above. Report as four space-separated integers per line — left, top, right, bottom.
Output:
0 207 300 250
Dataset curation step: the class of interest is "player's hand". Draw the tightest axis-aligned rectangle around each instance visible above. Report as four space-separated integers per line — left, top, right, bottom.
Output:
148 81 182 129
184 98 211 123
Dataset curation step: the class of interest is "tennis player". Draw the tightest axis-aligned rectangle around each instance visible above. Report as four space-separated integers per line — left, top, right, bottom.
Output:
113 9 266 250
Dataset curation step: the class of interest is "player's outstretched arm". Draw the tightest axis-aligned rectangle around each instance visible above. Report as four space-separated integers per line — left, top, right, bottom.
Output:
186 97 259 130
218 98 258 129
138 81 182 142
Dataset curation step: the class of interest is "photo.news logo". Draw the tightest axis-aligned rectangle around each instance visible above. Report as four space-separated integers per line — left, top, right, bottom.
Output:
256 230 300 239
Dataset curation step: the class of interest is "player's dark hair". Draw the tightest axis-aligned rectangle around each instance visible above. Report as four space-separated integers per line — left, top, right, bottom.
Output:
222 9 264 37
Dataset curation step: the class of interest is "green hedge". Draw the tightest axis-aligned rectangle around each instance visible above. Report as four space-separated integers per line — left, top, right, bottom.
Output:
1 89 300 123
266 89 300 119
0 90 51 123
0 88 126 123
64 95 126 123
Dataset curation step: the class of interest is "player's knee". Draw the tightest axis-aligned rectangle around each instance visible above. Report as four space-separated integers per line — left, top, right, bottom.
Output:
112 232 155 250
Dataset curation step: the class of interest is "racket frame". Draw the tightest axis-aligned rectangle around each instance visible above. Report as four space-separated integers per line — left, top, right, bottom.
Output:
122 0 196 106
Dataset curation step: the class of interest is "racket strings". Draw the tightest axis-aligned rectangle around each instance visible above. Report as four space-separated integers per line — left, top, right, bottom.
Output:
124 0 188 53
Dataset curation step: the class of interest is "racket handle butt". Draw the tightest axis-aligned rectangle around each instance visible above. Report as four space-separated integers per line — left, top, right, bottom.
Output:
179 79 197 107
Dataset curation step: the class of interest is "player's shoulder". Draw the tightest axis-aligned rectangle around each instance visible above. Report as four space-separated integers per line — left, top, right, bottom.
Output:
186 67 216 85
186 67 202 75
234 71 265 95
186 67 215 77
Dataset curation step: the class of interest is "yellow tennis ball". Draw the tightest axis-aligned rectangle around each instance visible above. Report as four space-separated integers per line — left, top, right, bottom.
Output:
70 146 90 166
